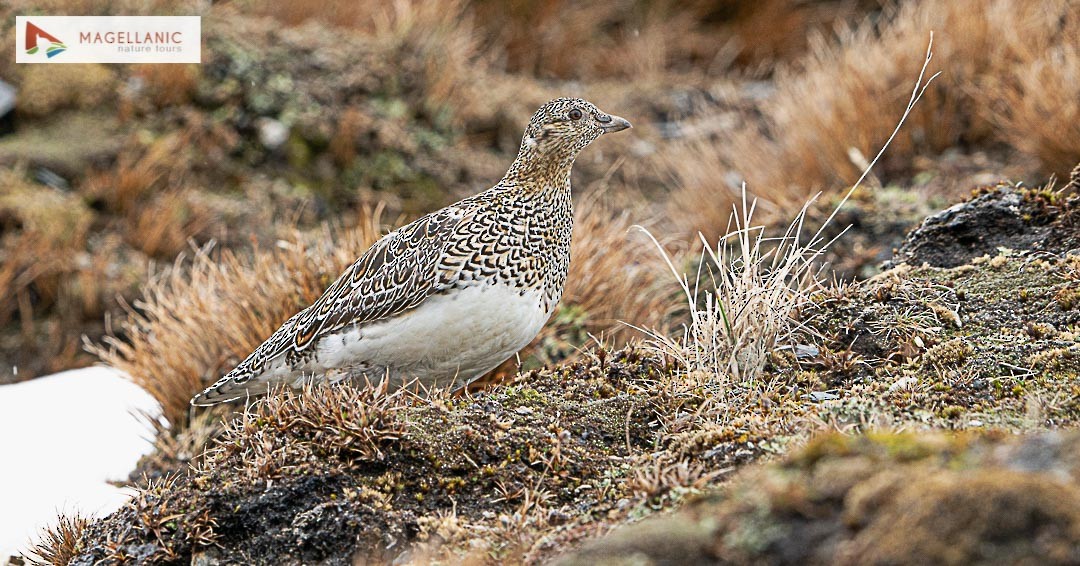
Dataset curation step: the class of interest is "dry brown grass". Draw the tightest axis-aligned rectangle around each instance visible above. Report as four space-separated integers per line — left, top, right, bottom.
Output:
90 209 385 426
238 0 869 81
981 19 1080 178
13 64 117 118
646 45 936 431
247 0 666 78
0 168 94 325
234 0 480 114
237 0 387 29
81 130 220 259
561 193 679 340
717 0 873 71
0 167 152 378
4 0 200 15
0 126 226 377
662 137 767 243
665 0 1079 237
25 513 90 566
201 381 410 482
371 0 481 112
642 191 823 396
329 108 369 168
472 0 875 79
82 143 169 216
471 0 628 78
130 64 202 108
125 190 215 259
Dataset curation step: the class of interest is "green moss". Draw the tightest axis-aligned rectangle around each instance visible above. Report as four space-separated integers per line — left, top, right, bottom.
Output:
501 386 545 407
790 434 857 467
285 133 312 169
865 432 949 461
922 338 973 367
940 405 964 420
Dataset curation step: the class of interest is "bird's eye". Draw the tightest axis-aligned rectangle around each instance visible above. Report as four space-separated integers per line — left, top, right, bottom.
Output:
568 108 583 121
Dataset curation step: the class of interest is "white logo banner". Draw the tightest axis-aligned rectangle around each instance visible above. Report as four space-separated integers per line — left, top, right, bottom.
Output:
16 16 201 64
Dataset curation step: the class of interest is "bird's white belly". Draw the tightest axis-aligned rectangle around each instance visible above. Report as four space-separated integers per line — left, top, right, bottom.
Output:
314 284 551 388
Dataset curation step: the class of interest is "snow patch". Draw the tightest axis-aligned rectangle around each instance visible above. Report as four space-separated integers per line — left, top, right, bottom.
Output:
0 366 162 562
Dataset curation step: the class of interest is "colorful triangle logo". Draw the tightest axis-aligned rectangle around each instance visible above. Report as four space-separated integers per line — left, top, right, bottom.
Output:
25 21 67 58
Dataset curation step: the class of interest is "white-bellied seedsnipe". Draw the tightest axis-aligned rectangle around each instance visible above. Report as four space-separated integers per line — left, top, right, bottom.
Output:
191 98 631 406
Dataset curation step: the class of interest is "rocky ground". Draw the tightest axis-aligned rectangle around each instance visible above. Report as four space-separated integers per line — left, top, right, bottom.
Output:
559 430 1080 565
31 183 1078 564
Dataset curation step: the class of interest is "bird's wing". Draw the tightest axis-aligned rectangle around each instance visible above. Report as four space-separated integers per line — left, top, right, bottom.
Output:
297 206 470 342
190 207 470 405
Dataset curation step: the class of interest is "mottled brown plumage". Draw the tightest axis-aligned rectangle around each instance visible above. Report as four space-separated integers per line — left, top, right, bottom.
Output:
192 98 631 406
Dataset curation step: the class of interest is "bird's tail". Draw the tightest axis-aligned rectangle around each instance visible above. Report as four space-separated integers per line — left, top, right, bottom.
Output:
190 372 257 406
190 361 290 406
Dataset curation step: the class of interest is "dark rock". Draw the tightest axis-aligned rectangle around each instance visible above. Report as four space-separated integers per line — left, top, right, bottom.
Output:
890 185 1079 268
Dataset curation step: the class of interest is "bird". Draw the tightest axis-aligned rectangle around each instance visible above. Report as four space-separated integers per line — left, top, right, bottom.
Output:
191 97 632 406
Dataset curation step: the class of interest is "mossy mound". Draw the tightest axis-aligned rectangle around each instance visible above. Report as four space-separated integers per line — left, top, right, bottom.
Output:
557 430 1080 565
65 349 672 564
805 185 1080 430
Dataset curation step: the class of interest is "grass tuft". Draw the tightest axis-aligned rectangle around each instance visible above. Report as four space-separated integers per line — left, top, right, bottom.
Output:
200 380 410 483
25 513 90 566
641 189 823 388
641 35 938 424
982 24 1080 177
88 209 385 427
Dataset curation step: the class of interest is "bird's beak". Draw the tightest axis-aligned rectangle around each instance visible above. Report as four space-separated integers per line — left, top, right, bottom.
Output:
600 115 632 134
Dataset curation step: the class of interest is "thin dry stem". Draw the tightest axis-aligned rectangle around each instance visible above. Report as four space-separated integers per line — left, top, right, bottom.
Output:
641 36 939 413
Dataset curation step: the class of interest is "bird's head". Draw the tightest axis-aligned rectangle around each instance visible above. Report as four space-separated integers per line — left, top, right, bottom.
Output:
508 97 631 181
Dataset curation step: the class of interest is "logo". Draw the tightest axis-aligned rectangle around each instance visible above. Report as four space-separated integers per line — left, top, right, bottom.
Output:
16 16 200 64
24 21 67 58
